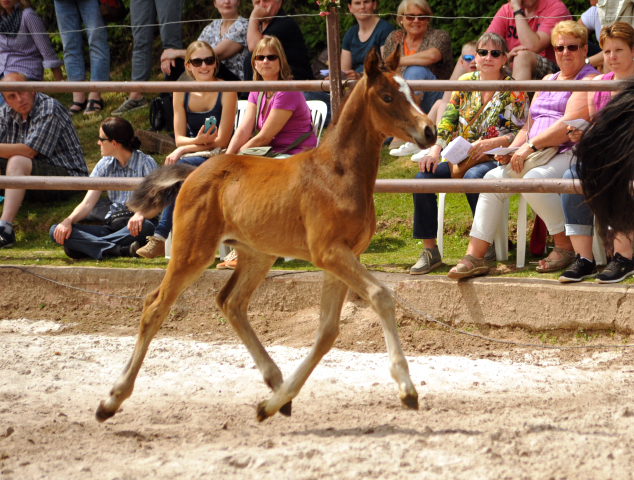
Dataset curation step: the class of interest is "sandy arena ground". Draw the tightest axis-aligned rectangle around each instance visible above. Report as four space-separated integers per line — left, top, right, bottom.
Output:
2 318 634 479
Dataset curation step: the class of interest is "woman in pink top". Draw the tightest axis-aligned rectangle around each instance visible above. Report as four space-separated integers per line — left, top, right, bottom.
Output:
559 21 634 284
227 36 317 157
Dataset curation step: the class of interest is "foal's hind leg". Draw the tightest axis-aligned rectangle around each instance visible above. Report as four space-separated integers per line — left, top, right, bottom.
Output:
95 238 217 422
215 248 291 413
257 271 348 421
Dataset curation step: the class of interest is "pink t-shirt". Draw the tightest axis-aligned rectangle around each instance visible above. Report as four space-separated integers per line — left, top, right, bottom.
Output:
247 90 318 154
486 0 572 63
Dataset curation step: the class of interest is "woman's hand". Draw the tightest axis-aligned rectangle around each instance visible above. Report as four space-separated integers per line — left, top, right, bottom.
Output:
343 70 361 80
193 124 219 146
127 212 145 237
508 143 533 174
468 139 495 162
495 153 512 165
53 218 73 245
567 126 583 143
165 147 186 165
160 49 180 75
418 154 440 173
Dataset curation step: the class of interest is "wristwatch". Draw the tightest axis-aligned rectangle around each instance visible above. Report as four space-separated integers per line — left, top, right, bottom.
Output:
585 57 590 64
513 8 526 17
526 138 537 152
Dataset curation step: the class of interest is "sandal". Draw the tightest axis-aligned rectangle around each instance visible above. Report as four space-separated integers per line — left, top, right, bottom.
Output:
68 99 87 115
447 254 489 280
535 247 575 273
83 98 104 115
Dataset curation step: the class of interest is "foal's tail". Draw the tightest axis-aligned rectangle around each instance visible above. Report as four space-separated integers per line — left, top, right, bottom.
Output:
128 164 197 218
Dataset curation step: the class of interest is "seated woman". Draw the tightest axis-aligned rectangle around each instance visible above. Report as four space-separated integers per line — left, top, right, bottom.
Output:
0 0 63 84
409 33 529 275
50 118 158 260
219 36 318 269
137 41 238 259
448 20 599 279
160 0 247 81
382 0 453 114
559 21 634 283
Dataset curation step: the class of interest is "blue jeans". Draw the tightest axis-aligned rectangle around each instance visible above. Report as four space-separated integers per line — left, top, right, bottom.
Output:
154 156 207 239
54 0 111 82
402 65 443 114
50 220 156 259
562 167 593 236
413 160 498 239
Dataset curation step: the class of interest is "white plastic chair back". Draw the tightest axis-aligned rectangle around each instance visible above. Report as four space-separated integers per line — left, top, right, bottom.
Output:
234 100 248 130
306 100 328 146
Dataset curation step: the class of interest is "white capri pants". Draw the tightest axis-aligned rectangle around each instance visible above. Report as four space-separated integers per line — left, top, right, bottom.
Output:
470 151 574 244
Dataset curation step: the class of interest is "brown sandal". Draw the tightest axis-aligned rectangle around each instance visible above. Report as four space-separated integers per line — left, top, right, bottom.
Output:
447 254 489 279
535 247 574 273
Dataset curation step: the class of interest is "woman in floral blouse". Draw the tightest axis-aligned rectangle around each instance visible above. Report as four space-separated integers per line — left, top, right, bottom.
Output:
409 32 529 276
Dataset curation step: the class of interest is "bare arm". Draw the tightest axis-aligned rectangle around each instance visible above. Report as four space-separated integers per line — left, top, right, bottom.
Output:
53 190 102 244
341 50 353 71
0 143 38 159
398 47 442 67
213 39 243 61
226 102 257 154
240 108 293 150
247 3 272 51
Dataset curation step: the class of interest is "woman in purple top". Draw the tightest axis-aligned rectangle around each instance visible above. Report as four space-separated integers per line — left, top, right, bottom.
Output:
0 0 62 82
227 36 317 157
448 21 599 280
558 22 634 284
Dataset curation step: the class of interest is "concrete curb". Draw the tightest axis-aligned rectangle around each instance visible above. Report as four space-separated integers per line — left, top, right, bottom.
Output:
2 266 633 333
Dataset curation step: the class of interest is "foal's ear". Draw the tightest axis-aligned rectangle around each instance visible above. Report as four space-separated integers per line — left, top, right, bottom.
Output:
385 47 400 72
364 47 382 82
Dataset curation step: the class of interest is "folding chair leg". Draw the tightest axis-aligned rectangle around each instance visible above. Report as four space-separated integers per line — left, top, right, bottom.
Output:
494 198 510 261
516 195 527 269
437 193 446 258
592 219 607 266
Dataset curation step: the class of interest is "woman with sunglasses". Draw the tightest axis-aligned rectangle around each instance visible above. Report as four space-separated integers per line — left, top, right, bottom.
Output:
409 33 529 275
137 41 238 259
50 117 158 260
448 21 599 280
558 22 634 283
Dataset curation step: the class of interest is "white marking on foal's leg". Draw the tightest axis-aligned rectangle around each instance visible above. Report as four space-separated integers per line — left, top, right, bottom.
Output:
394 75 424 115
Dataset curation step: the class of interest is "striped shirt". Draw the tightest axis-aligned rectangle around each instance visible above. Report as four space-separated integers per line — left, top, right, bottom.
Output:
90 150 158 212
0 8 63 80
0 92 88 176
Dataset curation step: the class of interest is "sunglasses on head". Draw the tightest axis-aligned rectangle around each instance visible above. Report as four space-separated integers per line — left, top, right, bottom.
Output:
462 55 475 62
254 54 280 62
554 44 583 53
476 49 503 58
188 56 216 67
404 14 428 21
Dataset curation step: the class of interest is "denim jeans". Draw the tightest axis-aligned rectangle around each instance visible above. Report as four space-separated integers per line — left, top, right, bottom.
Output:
131 0 183 82
49 220 156 259
562 167 593 236
412 160 497 239
402 65 443 114
54 0 111 82
154 155 208 239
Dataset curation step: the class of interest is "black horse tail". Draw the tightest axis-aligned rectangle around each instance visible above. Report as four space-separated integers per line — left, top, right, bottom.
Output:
576 77 634 250
128 164 197 219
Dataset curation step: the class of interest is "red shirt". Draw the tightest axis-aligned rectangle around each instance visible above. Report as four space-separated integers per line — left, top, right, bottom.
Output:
486 0 572 63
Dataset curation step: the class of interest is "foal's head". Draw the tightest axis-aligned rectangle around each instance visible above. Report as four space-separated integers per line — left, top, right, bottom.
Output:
362 47 436 149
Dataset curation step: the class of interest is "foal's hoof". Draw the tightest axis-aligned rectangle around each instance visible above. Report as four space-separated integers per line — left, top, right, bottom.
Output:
279 401 292 417
401 393 419 410
256 400 272 422
95 401 116 423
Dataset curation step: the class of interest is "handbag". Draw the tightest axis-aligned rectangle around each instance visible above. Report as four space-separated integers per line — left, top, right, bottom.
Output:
505 146 558 178
99 0 127 23
180 147 225 159
149 93 174 133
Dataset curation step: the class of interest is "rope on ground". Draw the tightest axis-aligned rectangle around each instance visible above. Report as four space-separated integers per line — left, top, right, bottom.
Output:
2 264 633 351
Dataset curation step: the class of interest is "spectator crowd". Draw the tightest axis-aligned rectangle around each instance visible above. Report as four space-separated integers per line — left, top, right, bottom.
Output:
0 0 633 285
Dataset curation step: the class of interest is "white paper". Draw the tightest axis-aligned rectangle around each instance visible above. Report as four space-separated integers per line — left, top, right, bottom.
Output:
564 119 590 131
440 136 472 164
484 147 519 156
320 69 329 76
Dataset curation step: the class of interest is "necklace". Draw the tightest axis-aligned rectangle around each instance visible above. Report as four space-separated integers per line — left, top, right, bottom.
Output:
266 91 275 100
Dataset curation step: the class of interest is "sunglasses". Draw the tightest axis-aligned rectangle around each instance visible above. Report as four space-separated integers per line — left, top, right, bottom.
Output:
98 136 110 142
554 44 583 53
462 55 475 62
188 56 216 67
403 14 428 21
476 49 504 58
254 54 280 62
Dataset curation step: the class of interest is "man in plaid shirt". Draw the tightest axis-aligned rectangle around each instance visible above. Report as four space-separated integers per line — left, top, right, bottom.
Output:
0 73 87 248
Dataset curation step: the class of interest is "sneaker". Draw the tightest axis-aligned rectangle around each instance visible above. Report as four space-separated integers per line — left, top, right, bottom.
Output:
112 96 148 116
217 249 237 270
410 148 432 162
484 244 496 261
136 129 176 154
409 246 442 275
558 254 597 283
127 241 141 257
0 226 15 249
136 236 165 259
596 253 634 284
389 142 421 157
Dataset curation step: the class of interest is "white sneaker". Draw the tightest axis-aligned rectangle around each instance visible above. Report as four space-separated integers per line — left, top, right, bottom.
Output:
389 142 421 157
411 148 431 162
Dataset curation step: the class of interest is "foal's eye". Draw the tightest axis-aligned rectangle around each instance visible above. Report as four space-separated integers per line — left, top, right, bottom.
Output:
381 94 392 103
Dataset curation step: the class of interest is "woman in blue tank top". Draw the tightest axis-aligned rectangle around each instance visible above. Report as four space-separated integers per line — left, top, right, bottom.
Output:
137 41 238 259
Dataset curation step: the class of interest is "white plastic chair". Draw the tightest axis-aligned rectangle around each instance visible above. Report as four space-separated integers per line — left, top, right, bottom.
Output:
306 100 328 146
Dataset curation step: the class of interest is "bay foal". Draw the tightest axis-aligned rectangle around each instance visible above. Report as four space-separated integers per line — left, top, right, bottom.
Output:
96 48 436 422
